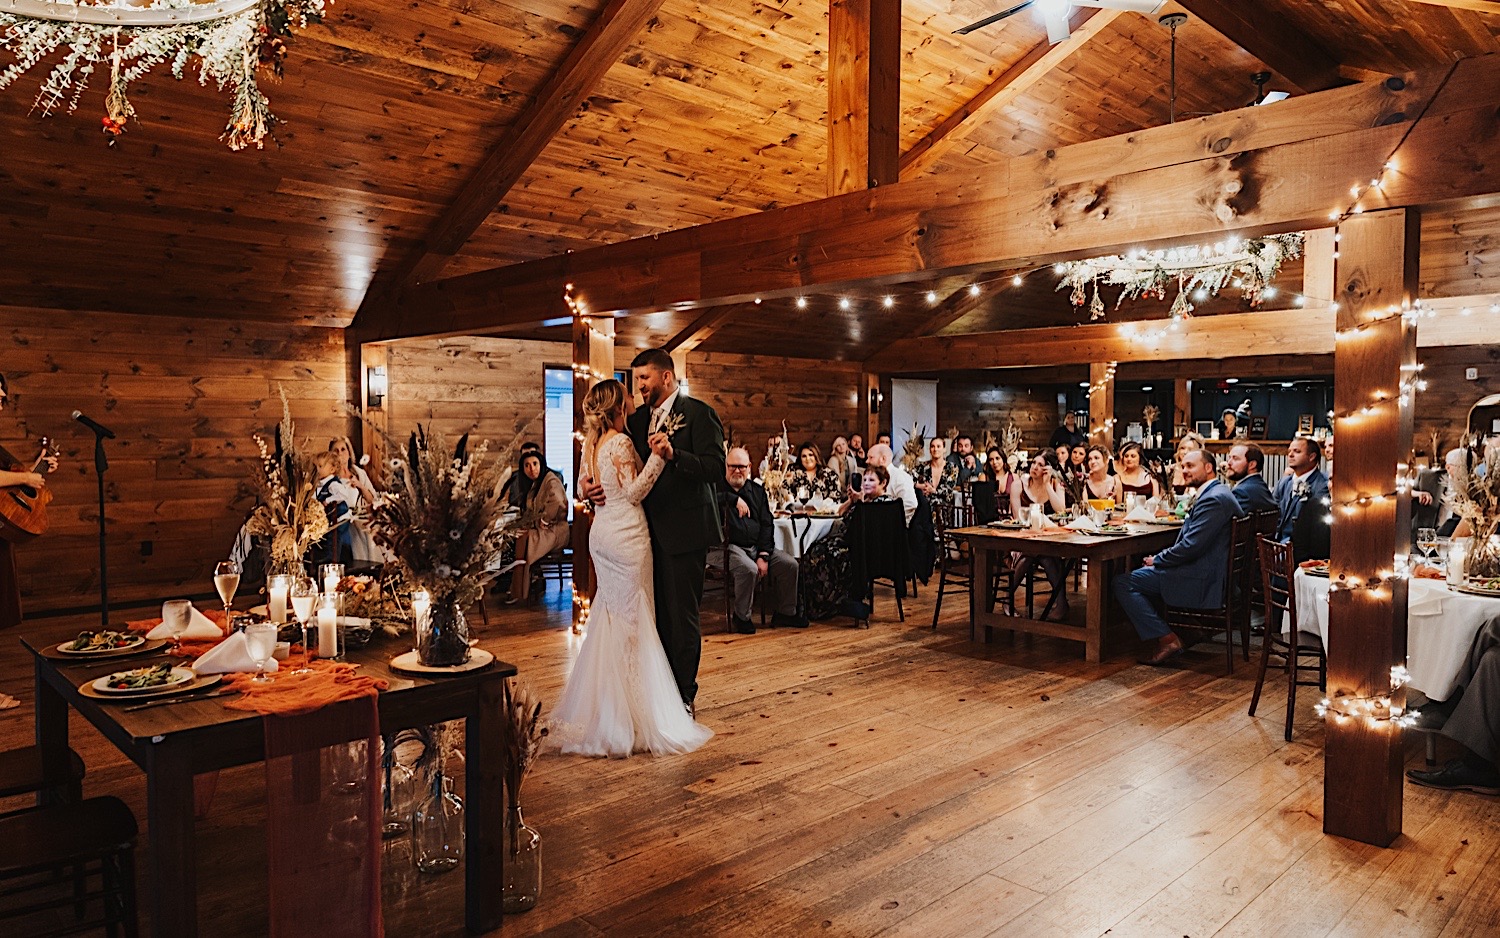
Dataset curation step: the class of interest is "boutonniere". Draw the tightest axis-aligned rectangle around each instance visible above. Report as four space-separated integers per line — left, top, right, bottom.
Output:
657 411 687 438
1293 480 1310 500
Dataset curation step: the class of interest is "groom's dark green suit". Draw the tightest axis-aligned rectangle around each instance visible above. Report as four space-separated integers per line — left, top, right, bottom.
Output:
627 391 726 706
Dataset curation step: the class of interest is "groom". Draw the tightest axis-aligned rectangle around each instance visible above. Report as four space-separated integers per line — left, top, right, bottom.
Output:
585 348 725 712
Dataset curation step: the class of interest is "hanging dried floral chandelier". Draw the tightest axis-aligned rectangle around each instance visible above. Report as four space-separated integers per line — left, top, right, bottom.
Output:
0 0 327 148
1055 232 1305 321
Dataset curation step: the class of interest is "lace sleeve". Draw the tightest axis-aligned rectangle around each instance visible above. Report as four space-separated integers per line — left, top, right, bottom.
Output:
610 437 665 507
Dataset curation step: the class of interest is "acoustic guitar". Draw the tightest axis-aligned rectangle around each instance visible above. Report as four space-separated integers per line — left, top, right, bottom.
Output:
0 437 58 543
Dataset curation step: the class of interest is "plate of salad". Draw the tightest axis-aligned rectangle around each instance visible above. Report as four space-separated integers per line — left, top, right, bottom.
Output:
54 630 147 656
91 664 196 695
1455 576 1500 597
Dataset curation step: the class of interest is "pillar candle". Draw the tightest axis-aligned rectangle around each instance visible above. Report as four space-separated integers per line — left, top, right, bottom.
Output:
268 578 290 625
317 603 339 659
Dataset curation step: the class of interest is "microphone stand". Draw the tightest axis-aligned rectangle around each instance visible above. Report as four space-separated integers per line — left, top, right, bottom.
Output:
90 432 110 629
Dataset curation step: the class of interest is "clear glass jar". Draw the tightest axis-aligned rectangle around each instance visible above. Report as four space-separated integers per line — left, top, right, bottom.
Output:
502 804 541 913
411 772 464 874
417 600 471 667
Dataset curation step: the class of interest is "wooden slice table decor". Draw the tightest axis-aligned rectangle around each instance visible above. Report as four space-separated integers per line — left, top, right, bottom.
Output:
390 648 495 676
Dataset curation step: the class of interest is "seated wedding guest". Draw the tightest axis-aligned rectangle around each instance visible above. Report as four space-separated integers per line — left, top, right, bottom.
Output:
1227 442 1278 513
1083 445 1115 502
827 436 860 493
1068 443 1088 482
715 447 804 633
1049 411 1086 449
1217 408 1243 440
1115 449 1245 664
1407 616 1500 795
875 430 892 449
503 441 544 507
971 447 1012 524
946 434 980 485
837 465 892 515
795 467 892 621
329 436 382 563
311 451 356 567
1007 455 1070 621
848 433 867 467
1050 443 1069 472
1272 437 1329 549
788 441 842 504
506 451 569 604
915 437 958 504
1171 433 1206 493
1428 447 1472 538
864 443 916 525
1113 440 1159 504
1323 433 1335 477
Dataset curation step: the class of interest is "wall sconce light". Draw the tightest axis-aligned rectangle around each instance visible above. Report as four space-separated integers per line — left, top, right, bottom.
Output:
366 365 387 408
869 387 884 414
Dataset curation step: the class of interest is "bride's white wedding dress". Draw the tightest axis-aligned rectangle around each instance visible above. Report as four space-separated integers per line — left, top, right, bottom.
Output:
550 432 713 757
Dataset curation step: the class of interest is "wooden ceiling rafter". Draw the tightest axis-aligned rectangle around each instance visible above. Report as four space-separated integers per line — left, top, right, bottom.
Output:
1404 0 1500 12
348 0 668 336
369 55 1500 342
828 0 903 194
1176 0 1348 93
661 304 744 353
899 8 1122 179
863 280 1007 361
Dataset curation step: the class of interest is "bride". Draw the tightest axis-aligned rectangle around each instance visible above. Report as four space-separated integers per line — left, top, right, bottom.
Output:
550 379 713 757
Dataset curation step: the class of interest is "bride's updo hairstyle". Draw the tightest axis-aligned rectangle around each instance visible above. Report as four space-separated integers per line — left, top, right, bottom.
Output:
582 378 626 480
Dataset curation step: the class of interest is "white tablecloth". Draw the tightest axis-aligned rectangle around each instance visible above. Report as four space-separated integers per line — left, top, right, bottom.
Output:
774 516 835 559
1294 570 1500 699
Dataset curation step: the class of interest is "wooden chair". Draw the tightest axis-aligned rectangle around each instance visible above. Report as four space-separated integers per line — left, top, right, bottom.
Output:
1250 535 1327 741
534 543 572 595
1246 508 1280 624
0 746 85 804
930 499 976 630
1162 513 1256 675
848 500 910 626
0 797 138 937
712 505 767 630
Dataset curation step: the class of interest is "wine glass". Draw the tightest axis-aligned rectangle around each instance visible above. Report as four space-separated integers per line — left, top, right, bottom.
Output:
1417 527 1439 564
161 599 192 655
244 622 277 683
213 560 240 623
289 575 318 673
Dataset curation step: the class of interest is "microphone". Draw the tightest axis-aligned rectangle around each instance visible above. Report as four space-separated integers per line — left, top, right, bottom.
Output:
72 410 116 439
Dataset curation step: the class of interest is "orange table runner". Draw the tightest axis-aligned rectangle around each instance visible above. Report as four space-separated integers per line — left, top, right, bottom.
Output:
223 661 388 716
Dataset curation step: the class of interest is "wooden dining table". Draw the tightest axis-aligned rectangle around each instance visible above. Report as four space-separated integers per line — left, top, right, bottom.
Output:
952 522 1182 662
21 624 518 937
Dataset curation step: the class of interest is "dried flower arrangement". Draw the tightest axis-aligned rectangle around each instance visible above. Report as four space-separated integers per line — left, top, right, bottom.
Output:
502 679 547 807
899 423 926 473
1145 456 1177 499
368 424 520 609
245 392 330 575
1143 404 1161 430
999 422 1023 459
1446 445 1500 580
759 421 794 506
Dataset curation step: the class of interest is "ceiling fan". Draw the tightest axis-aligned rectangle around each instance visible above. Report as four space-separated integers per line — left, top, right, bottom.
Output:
955 0 1166 44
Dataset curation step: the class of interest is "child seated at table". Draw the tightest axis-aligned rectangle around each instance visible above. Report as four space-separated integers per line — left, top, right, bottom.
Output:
310 451 356 567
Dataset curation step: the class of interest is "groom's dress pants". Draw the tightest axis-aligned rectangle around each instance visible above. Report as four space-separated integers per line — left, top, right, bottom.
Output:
654 540 707 706
714 545 799 620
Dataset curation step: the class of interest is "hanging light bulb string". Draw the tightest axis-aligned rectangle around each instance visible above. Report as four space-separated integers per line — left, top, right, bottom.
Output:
1316 665 1420 729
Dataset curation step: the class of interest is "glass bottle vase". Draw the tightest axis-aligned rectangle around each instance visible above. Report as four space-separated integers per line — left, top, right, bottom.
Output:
411 772 464 874
417 600 471 667
502 804 541 913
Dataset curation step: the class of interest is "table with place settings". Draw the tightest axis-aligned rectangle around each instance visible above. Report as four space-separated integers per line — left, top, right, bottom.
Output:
1293 570 1500 699
773 514 837 559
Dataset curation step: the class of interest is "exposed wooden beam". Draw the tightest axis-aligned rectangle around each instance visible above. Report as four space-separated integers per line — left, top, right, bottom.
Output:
829 0 903 194
348 0 665 336
662 304 742 354
862 294 1500 373
863 281 1005 363
1087 362 1116 447
1177 0 1347 93
1405 0 1500 12
378 56 1498 340
899 9 1120 179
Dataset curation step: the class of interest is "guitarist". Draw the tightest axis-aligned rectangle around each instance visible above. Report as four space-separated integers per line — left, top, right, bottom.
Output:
0 373 59 631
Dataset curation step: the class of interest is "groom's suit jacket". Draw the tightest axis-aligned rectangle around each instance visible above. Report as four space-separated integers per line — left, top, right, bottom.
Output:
627 392 726 556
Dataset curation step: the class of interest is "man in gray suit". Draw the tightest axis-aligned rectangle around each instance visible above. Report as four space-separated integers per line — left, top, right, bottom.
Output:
1114 449 1246 665
1407 617 1500 795
1227 443 1278 514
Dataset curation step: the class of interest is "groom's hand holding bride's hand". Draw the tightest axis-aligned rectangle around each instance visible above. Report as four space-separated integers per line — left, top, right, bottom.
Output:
648 431 674 461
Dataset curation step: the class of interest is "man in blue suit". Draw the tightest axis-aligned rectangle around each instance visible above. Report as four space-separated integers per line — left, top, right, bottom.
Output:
1115 449 1246 665
1271 437 1328 541
1227 443 1278 514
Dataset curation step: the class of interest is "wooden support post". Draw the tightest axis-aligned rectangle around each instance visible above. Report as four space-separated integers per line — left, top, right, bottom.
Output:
1088 362 1117 449
357 342 390 488
1174 379 1191 439
828 0 901 195
571 311 615 630
1325 208 1419 847
1304 228 1338 305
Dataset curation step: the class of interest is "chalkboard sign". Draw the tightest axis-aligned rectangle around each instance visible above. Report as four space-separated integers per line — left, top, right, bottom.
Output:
1249 415 1268 439
1297 414 1315 435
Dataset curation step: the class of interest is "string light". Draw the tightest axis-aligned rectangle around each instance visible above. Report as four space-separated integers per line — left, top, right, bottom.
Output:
795 296 808 309
569 583 591 634
1315 665 1419 729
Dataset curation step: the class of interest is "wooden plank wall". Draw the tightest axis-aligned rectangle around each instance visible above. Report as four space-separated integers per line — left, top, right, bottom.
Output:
938 381 1066 452
0 306 347 614
1414 344 1500 456
684 351 863 469
384 336 570 465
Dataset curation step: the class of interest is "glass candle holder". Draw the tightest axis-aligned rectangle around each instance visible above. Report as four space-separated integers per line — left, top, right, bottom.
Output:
320 563 345 597
316 592 341 659
266 574 293 625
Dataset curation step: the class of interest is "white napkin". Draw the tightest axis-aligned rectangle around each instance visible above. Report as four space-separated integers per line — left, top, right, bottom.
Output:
1409 581 1444 617
146 603 223 641
193 630 279 675
338 615 371 629
1066 515 1102 533
808 496 836 513
1124 502 1158 523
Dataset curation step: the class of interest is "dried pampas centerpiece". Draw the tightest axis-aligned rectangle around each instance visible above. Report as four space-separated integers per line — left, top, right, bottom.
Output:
246 392 331 577
1447 446 1500 582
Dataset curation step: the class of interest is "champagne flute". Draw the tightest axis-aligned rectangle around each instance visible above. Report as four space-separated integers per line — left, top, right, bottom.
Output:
214 560 240 623
245 622 277 684
1417 527 1439 564
290 575 318 673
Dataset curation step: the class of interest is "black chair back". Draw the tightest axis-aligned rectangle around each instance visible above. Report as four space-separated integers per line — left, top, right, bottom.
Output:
847 499 910 591
970 480 1000 525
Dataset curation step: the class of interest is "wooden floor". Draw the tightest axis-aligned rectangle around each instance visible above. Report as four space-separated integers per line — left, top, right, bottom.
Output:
3 582 1498 937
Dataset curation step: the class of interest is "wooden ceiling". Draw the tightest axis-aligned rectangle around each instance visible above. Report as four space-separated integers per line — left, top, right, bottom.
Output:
1 0 1497 349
